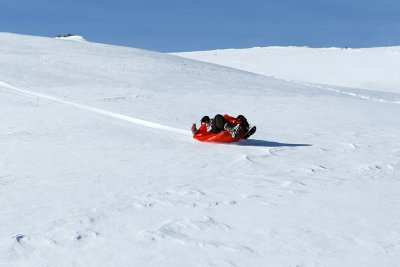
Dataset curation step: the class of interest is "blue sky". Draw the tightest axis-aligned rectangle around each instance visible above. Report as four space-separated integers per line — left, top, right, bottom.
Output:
1 0 399 52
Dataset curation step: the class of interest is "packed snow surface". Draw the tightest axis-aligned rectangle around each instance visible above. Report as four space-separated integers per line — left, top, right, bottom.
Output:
1 33 400 267
173 46 400 93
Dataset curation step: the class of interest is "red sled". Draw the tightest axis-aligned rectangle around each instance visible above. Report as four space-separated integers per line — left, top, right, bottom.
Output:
193 114 244 143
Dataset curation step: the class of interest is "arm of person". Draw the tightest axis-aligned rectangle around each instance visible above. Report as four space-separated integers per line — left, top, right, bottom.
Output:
191 123 198 134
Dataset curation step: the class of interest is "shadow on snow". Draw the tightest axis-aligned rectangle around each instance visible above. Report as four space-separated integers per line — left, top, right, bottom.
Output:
235 139 312 148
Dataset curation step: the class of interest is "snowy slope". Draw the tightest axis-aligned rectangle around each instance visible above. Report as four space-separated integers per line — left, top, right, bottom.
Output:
1 33 400 267
173 46 400 93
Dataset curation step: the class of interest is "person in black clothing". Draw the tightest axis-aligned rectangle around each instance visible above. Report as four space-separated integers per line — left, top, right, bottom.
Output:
191 114 252 138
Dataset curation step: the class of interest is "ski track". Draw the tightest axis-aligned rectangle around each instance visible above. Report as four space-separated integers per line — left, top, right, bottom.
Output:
0 81 191 136
292 80 400 105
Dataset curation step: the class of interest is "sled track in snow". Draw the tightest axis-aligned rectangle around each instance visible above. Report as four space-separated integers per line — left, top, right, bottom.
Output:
0 81 191 136
293 80 400 105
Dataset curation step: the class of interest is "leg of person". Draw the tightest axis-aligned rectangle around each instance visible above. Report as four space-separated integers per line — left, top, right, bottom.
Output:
237 115 249 130
214 114 241 138
211 114 229 133
237 115 256 139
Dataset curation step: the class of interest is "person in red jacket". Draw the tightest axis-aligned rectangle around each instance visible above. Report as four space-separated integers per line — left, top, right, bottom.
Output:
191 114 255 140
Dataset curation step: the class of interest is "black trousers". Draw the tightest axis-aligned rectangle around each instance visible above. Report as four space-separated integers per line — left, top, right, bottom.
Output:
211 114 228 133
237 115 249 129
211 114 249 133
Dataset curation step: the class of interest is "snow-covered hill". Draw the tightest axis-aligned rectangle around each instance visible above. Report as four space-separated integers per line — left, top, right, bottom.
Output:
1 33 400 267
173 46 400 93
55 35 87 42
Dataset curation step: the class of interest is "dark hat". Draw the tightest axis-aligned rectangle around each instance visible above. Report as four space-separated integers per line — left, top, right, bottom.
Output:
200 116 210 124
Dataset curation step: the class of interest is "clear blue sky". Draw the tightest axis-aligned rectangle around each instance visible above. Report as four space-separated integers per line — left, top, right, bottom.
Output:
1 0 399 52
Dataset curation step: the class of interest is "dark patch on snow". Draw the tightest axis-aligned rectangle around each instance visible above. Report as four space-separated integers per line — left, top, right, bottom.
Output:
13 234 25 243
237 139 312 147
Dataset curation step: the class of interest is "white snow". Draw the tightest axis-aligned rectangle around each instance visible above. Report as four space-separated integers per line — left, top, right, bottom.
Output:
55 35 87 42
1 32 400 267
173 46 400 93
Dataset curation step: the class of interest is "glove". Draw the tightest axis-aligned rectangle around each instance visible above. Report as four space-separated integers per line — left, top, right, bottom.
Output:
191 123 197 134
